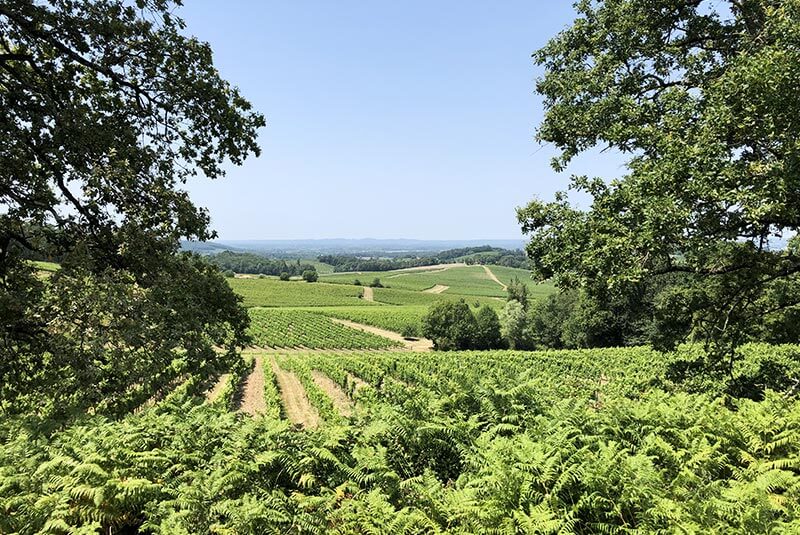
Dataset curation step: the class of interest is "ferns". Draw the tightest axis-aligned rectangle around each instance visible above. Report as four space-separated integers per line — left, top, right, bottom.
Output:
1 348 800 532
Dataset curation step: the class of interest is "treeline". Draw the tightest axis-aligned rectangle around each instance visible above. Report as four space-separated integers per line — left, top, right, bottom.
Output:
320 246 528 272
207 251 316 276
318 255 438 272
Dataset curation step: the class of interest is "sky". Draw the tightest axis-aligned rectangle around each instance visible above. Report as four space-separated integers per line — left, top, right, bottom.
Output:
179 1 626 241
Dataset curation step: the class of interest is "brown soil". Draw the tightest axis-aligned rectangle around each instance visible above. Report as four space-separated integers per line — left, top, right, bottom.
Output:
205 373 230 403
239 356 266 416
362 286 374 301
385 262 466 278
329 318 433 351
311 370 353 416
422 284 449 294
271 358 321 429
483 265 507 291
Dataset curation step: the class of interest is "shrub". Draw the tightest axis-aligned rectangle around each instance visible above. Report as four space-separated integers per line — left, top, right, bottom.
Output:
475 306 503 349
422 300 478 351
279 272 291 281
369 278 384 288
302 270 318 283
353 279 362 286
223 269 235 278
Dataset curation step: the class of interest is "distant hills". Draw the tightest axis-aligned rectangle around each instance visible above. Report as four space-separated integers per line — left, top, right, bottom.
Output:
182 238 527 257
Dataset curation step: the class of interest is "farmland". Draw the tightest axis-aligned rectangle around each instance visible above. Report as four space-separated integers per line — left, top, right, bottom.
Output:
248 308 401 349
230 277 374 307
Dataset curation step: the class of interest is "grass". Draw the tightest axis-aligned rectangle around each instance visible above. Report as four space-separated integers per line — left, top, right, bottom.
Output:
247 308 401 349
230 278 376 308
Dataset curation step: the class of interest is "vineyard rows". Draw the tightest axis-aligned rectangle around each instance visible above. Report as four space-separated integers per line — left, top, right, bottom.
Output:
247 308 401 349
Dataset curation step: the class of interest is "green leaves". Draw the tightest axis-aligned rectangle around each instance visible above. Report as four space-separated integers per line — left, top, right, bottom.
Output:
523 0 800 370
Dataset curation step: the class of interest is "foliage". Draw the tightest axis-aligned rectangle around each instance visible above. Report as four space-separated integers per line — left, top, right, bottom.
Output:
303 270 319 283
369 278 383 288
207 251 316 277
474 306 503 350
0 0 261 415
422 300 479 350
247 308 400 349
505 276 529 310
4 345 800 533
500 299 529 350
518 0 800 371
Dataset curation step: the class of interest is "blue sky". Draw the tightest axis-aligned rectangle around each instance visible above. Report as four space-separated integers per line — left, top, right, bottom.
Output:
181 1 624 240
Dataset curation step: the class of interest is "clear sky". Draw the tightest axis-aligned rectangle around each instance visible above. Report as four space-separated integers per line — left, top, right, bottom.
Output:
180 1 624 240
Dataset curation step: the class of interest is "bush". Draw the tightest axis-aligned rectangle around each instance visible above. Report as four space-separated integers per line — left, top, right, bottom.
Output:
302 270 318 283
279 272 290 281
353 279 362 286
223 269 235 278
258 274 267 279
369 278 384 288
401 324 420 339
475 306 503 349
422 300 478 351
500 300 530 349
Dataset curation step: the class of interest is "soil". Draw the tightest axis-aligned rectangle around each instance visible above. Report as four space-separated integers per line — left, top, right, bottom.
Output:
270 358 321 429
311 370 353 416
239 356 266 416
329 318 433 351
422 284 449 294
362 286 374 301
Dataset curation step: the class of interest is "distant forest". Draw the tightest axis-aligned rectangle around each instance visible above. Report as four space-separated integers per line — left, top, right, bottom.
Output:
206 251 317 276
319 246 530 272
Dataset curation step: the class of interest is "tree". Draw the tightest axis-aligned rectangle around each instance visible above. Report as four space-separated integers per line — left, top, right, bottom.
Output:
500 300 528 350
506 276 530 310
474 306 503 349
422 300 478 351
279 272 291 281
302 270 318 283
0 1 263 413
518 0 800 373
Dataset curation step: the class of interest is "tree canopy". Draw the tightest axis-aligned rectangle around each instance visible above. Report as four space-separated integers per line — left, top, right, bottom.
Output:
519 0 800 368
0 0 263 414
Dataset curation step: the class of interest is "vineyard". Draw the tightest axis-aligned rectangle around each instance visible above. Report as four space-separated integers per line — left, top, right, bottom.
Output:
230 278 374 307
247 308 402 349
2 344 799 533
304 305 430 334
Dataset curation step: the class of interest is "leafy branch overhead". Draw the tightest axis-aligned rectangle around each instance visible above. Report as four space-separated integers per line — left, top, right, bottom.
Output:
0 0 263 413
519 0 800 363
0 0 265 250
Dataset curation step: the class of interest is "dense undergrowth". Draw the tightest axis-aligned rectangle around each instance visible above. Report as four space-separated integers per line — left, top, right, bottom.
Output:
1 345 799 533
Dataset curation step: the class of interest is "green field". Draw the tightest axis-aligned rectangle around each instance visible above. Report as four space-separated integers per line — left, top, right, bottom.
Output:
230 277 375 307
321 264 551 298
248 308 401 349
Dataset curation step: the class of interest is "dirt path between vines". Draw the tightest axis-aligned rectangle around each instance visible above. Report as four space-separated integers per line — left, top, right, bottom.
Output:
239 357 266 416
362 286 374 301
205 374 230 403
423 284 449 294
483 265 507 291
386 262 466 278
271 358 320 429
330 318 433 352
311 370 353 416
